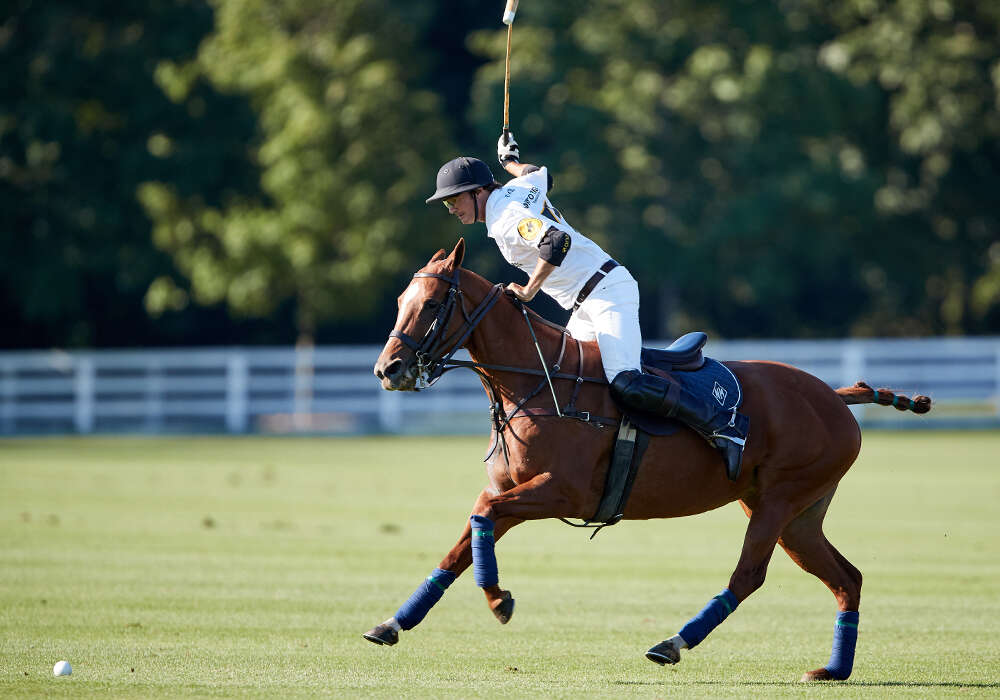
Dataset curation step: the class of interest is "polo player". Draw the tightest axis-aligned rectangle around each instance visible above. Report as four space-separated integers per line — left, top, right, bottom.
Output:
425 132 748 480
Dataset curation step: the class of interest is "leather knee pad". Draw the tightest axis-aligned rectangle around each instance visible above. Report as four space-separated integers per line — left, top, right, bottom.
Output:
610 370 680 415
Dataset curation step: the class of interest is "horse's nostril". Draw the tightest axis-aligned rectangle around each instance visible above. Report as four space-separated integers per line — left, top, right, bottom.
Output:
384 359 403 378
374 366 385 380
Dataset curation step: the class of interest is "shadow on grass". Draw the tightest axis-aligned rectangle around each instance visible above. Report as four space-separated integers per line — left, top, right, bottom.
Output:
612 680 1000 689
835 682 1000 689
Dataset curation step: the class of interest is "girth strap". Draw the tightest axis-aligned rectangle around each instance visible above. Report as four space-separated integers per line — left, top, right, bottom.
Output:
592 419 639 523
559 417 650 538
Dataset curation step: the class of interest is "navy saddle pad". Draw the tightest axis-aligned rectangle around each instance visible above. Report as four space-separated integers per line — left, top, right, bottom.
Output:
621 334 743 437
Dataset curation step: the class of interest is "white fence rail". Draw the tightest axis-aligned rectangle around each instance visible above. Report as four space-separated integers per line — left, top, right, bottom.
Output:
1 337 998 436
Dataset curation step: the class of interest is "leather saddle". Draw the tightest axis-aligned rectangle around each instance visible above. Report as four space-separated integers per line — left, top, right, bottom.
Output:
629 332 743 437
641 331 706 374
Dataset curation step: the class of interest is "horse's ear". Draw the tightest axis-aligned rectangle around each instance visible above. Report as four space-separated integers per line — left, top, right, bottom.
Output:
450 238 466 268
428 248 448 264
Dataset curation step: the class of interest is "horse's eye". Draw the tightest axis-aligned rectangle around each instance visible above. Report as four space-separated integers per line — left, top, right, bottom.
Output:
423 299 441 311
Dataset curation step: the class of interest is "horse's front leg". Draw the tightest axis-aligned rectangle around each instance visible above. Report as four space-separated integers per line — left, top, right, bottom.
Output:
467 472 578 623
363 473 576 647
441 503 522 625
362 486 527 647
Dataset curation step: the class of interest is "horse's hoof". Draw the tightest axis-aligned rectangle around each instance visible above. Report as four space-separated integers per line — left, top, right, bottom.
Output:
801 667 836 682
362 623 398 646
491 590 515 625
645 639 681 666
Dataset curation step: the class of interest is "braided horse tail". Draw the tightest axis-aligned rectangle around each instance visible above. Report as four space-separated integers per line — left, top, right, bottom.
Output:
836 381 932 414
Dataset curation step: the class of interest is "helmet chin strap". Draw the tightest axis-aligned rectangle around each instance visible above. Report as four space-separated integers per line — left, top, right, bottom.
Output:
471 189 480 223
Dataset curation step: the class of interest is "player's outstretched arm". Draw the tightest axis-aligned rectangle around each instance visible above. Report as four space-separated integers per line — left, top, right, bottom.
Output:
498 131 536 177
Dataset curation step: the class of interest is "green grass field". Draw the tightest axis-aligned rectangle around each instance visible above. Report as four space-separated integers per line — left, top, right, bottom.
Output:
2 432 999 698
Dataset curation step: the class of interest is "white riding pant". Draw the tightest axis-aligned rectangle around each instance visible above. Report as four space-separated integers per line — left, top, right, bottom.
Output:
565 266 642 382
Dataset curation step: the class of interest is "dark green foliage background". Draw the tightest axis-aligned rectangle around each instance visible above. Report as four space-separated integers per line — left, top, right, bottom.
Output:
2 0 998 348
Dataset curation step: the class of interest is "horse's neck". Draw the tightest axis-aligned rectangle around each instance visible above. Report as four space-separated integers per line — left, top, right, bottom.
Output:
460 270 567 384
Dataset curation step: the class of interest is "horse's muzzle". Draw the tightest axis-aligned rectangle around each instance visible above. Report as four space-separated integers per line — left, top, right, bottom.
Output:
374 354 418 391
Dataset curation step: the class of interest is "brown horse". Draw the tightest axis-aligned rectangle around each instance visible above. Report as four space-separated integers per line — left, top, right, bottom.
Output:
367 238 930 681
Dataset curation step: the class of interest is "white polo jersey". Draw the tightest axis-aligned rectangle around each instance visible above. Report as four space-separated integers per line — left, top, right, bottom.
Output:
484 167 611 310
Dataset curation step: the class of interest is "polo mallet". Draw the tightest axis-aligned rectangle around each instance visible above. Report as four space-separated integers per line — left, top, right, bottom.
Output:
502 0 520 142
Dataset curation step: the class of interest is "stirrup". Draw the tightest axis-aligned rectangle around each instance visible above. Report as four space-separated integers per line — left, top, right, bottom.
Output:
712 433 746 447
711 412 747 481
712 437 744 481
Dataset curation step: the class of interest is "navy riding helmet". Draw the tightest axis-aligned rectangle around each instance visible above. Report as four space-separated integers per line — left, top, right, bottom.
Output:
425 157 496 204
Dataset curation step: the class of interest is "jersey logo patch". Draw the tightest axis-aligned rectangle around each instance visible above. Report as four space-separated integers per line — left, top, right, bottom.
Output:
517 218 544 241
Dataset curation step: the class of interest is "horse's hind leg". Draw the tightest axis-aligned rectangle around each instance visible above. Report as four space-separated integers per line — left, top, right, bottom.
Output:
647 496 797 666
777 490 863 682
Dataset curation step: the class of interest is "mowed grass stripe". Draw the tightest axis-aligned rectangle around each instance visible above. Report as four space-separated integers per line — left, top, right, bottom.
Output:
1 433 998 698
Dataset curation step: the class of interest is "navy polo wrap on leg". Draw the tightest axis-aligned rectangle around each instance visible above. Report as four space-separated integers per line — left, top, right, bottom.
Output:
678 588 740 649
394 568 456 631
824 610 860 680
470 514 499 588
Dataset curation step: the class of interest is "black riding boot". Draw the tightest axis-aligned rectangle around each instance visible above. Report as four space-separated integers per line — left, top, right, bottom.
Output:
610 370 748 481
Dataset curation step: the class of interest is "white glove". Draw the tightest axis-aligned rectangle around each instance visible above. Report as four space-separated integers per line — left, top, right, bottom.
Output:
497 130 520 165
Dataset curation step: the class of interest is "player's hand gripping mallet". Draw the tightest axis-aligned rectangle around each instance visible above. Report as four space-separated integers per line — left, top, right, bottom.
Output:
502 0 520 142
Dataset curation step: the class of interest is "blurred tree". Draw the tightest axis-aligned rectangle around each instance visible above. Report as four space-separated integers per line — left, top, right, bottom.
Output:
821 0 1000 333
139 0 455 344
3 0 997 349
467 0 999 338
0 0 260 348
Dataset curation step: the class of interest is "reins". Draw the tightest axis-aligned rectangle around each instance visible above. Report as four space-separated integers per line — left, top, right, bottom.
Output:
522 305 563 417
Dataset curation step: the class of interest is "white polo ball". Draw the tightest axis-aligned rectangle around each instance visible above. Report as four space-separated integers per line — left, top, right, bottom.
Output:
53 660 72 676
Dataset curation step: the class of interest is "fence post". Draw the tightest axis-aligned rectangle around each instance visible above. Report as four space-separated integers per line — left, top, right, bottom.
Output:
145 356 163 433
0 360 13 435
378 388 402 433
74 355 95 434
293 342 314 431
226 352 249 433
995 343 1000 421
842 341 865 426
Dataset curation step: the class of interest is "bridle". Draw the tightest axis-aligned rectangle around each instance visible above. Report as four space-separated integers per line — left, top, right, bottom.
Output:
386 268 611 417
388 269 506 389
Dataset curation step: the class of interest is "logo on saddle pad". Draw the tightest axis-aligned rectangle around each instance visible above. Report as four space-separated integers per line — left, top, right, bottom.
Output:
712 381 728 406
